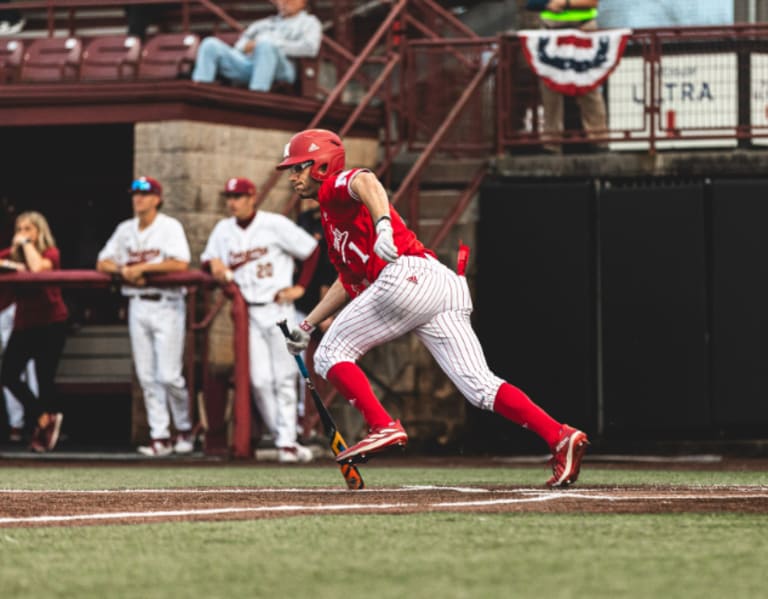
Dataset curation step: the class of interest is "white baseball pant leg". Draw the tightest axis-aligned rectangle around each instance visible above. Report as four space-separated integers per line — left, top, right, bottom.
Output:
0 304 35 428
129 299 191 439
248 303 301 448
152 298 191 432
314 256 503 410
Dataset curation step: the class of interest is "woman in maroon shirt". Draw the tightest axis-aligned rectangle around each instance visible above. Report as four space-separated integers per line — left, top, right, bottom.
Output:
0 211 68 452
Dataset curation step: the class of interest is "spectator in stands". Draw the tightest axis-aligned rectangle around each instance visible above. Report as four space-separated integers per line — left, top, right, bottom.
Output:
0 303 37 443
191 0 321 92
0 0 25 35
96 176 195 457
0 212 68 452
538 0 608 153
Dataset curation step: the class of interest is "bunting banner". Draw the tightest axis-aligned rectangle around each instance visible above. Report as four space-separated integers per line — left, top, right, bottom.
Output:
517 28 632 96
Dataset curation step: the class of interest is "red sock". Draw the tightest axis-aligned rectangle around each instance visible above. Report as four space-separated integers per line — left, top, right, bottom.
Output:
326 362 392 428
492 382 562 449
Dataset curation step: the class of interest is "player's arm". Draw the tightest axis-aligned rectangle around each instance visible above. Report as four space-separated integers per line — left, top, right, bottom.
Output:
277 246 320 304
351 171 398 263
285 277 348 355
96 259 120 274
205 258 233 284
351 171 391 224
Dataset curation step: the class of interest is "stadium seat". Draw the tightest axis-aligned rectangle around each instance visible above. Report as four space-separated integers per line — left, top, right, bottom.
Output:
80 35 142 81
137 32 199 80
0 38 23 83
19 37 82 82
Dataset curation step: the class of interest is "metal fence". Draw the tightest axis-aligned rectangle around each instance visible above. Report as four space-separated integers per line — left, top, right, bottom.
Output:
403 24 768 156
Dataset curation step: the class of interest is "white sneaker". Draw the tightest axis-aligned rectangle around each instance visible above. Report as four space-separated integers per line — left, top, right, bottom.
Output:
277 444 314 463
138 439 173 457
173 433 194 454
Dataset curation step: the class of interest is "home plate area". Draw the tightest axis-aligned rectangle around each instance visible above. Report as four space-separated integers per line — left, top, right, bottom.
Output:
2 485 768 527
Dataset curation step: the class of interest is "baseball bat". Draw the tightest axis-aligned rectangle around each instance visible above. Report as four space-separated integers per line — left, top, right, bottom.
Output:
277 320 364 490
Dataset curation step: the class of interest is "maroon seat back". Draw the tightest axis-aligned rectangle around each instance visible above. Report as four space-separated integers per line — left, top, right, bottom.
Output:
137 33 200 80
81 35 142 81
20 37 82 82
0 39 24 83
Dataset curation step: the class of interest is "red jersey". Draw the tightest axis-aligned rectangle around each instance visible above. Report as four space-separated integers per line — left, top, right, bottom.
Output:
318 168 435 297
0 246 69 329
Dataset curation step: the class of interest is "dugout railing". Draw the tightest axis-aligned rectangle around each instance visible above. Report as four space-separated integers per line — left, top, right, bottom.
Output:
0 270 255 458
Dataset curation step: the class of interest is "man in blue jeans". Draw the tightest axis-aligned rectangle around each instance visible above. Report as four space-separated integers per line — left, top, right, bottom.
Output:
191 0 321 92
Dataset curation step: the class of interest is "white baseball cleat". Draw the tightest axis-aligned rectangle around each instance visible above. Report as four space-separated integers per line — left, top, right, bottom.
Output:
277 444 314 463
173 433 195 454
138 439 173 457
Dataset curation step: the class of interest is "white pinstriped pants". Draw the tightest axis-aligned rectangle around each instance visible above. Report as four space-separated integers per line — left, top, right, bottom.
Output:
314 256 504 411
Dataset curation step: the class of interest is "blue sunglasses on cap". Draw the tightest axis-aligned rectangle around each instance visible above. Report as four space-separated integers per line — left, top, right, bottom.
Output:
131 179 154 192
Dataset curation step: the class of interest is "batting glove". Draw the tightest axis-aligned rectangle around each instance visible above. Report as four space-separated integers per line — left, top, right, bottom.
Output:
286 320 315 355
373 216 398 263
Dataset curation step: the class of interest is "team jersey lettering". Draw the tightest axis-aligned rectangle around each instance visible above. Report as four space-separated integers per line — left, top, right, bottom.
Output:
348 241 369 264
228 247 269 270
335 170 352 188
127 249 161 265
331 226 350 264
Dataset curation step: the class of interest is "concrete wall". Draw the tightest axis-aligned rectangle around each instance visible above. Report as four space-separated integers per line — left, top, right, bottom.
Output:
133 120 379 368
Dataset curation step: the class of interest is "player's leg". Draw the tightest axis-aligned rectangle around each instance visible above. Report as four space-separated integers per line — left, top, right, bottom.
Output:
247 310 279 444
153 298 193 453
416 268 588 486
267 304 312 462
128 300 171 454
315 257 443 461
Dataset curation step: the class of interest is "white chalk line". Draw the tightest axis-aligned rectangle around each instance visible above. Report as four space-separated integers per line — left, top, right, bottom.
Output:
1 485 767 525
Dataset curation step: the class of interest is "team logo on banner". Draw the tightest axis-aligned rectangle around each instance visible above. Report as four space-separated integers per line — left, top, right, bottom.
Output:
517 28 632 96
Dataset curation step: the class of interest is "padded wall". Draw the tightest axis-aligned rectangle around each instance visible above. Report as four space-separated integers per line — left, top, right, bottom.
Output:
711 180 768 432
475 179 596 453
599 181 711 436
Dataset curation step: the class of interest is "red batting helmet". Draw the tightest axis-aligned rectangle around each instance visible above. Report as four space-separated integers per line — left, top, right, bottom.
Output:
276 129 345 182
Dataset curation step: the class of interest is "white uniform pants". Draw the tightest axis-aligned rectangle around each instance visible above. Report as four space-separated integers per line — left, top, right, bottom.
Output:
247 302 301 448
128 297 191 440
314 256 504 411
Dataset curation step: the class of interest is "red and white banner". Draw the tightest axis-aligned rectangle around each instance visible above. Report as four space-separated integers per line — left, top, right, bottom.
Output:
517 28 632 96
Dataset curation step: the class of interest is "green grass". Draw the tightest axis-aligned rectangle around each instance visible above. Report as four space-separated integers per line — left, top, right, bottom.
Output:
1 465 767 599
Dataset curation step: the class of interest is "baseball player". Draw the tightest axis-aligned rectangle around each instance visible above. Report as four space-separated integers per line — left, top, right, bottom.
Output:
96 176 194 457
201 177 320 463
278 129 589 487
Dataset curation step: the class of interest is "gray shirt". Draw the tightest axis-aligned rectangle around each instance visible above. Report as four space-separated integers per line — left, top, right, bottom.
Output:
235 10 322 58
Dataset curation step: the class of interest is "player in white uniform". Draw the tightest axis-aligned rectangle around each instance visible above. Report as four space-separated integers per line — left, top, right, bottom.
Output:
1 303 37 441
96 176 194 457
201 177 319 463
278 129 589 487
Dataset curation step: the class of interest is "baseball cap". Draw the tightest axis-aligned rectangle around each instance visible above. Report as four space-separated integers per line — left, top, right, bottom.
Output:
222 177 256 196
130 176 162 195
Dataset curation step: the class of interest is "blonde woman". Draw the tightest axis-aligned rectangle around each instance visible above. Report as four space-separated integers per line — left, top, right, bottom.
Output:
0 211 68 452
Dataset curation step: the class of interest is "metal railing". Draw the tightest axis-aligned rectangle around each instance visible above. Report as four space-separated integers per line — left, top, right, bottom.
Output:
496 23 768 154
0 270 254 457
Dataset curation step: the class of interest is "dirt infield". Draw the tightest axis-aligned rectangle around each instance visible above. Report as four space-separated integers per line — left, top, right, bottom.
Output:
2 457 767 527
